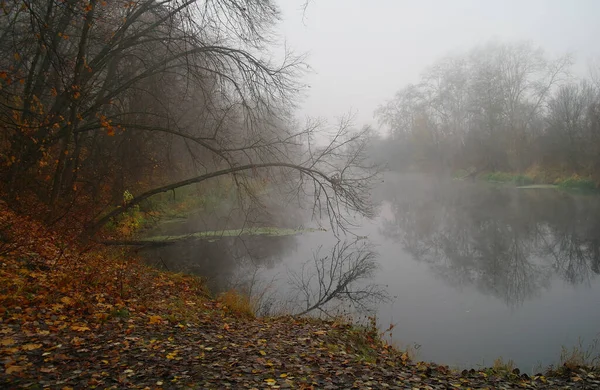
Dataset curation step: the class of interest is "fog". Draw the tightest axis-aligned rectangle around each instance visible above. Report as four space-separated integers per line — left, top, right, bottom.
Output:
278 0 600 127
4 0 600 372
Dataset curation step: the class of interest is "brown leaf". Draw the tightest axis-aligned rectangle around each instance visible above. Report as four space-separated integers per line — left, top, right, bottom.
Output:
5 365 24 374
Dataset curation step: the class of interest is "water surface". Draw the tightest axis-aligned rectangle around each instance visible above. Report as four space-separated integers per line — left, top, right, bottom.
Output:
142 174 600 371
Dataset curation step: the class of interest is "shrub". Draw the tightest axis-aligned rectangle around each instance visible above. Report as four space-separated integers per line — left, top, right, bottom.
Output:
217 290 255 318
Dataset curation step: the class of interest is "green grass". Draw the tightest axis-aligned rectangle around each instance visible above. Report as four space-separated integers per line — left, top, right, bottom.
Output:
482 172 534 186
517 184 558 189
480 171 599 192
142 226 326 243
557 177 597 191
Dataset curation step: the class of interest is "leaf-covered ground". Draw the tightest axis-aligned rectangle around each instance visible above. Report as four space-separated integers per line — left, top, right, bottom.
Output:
1 204 600 389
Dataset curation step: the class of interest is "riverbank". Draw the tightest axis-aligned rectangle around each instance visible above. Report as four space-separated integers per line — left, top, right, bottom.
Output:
455 169 599 192
1 205 599 388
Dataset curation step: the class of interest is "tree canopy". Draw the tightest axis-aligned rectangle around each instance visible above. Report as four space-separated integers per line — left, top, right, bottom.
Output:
0 0 378 236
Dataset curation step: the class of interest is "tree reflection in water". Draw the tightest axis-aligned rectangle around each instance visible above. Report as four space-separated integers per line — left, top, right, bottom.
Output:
380 178 600 307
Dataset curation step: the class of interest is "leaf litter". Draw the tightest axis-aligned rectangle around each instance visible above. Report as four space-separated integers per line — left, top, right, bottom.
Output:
1 204 600 389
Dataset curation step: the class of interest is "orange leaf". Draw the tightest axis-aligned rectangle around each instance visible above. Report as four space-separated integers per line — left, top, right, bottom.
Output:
70 325 90 332
21 343 42 351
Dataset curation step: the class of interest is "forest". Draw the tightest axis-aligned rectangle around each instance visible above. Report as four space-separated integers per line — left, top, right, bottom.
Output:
2 0 600 387
0 0 376 237
375 42 600 188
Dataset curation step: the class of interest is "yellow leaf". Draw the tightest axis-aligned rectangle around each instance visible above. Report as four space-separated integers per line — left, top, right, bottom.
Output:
259 350 266 356
5 365 23 374
313 330 326 335
0 338 15 346
148 315 162 325
264 378 276 385
279 373 288 378
61 296 75 305
70 325 90 332
21 343 42 351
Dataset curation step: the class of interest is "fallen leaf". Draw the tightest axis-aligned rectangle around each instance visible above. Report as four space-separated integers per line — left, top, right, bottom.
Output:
21 343 42 351
5 365 23 374
1 338 15 346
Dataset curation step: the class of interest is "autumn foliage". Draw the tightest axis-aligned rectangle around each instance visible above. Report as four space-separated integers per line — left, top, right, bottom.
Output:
0 201 213 378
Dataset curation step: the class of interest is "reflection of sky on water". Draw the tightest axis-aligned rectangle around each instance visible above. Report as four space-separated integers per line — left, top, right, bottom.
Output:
142 173 600 371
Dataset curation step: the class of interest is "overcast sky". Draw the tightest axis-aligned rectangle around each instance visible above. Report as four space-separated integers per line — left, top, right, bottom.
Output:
275 0 600 129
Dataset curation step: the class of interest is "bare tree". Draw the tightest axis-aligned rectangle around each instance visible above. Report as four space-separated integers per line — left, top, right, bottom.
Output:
0 0 381 238
376 41 577 176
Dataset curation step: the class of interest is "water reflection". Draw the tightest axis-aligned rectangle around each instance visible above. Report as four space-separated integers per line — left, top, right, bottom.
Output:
380 178 600 307
142 234 297 293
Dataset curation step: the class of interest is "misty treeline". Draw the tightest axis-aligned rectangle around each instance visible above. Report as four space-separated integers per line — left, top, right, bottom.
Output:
375 42 600 181
0 0 377 236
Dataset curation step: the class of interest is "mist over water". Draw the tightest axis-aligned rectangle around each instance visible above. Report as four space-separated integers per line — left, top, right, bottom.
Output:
142 173 600 370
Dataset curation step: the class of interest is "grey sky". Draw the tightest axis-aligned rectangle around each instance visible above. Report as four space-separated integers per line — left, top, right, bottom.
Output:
276 0 600 129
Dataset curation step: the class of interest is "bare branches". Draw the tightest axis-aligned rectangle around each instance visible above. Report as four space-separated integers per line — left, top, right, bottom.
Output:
0 0 380 242
289 239 389 317
86 115 381 238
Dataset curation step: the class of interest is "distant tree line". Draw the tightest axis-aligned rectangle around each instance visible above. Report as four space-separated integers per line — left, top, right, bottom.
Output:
375 42 600 182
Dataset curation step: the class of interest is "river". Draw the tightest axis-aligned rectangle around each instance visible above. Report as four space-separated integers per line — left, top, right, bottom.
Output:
141 173 600 371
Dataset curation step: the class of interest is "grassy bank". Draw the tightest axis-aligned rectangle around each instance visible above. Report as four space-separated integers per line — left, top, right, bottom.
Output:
475 171 599 192
1 204 599 388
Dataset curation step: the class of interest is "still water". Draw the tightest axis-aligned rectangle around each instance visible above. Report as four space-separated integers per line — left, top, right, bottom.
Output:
143 174 600 371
